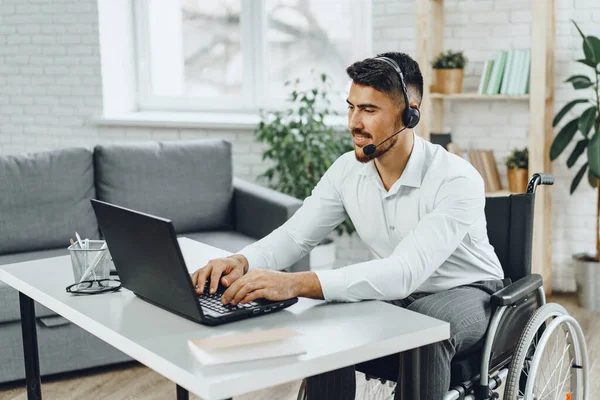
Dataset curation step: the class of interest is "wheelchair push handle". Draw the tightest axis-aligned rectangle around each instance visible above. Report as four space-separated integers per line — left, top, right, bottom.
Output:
527 173 554 194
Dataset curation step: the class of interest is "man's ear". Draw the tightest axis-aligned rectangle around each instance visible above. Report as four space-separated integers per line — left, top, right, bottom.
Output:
409 100 419 110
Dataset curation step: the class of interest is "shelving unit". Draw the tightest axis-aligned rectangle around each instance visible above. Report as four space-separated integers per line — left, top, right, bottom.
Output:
415 0 556 292
429 93 530 101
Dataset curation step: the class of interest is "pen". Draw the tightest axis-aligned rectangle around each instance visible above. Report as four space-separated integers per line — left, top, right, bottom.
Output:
80 242 108 282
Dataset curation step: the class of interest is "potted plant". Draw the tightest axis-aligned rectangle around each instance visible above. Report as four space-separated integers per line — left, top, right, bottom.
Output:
505 147 529 193
550 20 600 310
254 73 355 270
431 50 467 94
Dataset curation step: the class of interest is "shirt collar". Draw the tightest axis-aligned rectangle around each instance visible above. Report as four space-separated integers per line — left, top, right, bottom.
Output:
359 131 424 192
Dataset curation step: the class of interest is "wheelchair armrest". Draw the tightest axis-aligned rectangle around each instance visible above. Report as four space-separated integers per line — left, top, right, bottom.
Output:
491 274 543 307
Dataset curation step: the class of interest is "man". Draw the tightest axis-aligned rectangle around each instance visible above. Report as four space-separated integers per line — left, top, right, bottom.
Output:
191 52 504 399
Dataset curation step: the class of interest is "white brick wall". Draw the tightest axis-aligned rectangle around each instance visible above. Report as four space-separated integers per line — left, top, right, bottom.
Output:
0 0 598 287
373 0 599 291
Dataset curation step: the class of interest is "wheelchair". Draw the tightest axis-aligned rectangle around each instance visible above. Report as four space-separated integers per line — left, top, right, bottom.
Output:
297 173 589 400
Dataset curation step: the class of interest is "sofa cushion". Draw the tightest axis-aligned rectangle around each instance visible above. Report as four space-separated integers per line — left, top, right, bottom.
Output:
0 147 98 255
180 231 256 254
0 247 68 324
94 140 233 233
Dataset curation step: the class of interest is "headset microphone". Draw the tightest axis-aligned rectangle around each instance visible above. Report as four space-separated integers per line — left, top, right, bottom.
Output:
360 56 421 158
362 126 408 157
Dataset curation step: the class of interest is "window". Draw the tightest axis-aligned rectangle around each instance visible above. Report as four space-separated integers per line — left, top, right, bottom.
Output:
134 0 372 113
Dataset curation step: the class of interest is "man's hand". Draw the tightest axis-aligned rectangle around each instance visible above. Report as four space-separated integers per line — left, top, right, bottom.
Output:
190 254 249 295
221 270 324 305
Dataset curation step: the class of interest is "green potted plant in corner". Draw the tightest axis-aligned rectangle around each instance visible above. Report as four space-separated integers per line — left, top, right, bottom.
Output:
550 20 600 310
254 73 355 270
431 50 467 94
505 147 529 193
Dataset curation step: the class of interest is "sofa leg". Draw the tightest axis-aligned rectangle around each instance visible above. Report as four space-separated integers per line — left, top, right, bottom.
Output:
19 292 42 400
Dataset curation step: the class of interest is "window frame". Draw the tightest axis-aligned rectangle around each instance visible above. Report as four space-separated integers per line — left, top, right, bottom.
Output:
133 0 372 114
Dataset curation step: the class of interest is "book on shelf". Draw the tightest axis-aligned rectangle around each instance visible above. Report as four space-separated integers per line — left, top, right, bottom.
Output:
446 141 463 157
467 149 502 193
478 49 530 96
477 60 494 94
485 50 507 95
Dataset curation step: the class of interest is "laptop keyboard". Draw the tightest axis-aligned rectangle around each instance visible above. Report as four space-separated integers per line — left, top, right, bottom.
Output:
198 285 258 316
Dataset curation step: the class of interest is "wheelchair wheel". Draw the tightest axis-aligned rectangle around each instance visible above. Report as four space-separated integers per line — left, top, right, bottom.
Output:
296 374 395 400
357 374 395 400
297 379 306 400
503 303 589 400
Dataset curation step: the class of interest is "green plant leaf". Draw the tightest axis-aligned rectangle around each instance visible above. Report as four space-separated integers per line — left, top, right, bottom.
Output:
577 59 598 68
550 118 579 160
572 20 597 64
571 162 588 194
587 129 600 176
567 138 589 168
579 106 597 137
588 168 598 188
553 99 588 127
565 74 594 89
588 36 600 66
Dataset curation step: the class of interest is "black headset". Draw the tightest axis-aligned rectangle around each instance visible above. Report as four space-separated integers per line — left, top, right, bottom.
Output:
373 56 420 129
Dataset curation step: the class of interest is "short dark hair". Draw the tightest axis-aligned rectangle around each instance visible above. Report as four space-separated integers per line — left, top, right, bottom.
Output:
346 52 423 107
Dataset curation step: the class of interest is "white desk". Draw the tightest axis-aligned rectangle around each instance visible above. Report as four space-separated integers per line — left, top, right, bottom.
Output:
0 238 450 400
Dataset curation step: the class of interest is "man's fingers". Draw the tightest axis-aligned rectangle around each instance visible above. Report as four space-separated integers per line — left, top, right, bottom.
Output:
195 266 210 294
222 275 250 304
231 282 260 305
190 270 199 287
221 267 243 287
240 289 266 304
209 266 224 294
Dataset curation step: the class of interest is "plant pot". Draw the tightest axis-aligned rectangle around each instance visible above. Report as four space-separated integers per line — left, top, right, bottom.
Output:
431 68 464 94
507 168 528 193
309 238 336 271
573 253 600 311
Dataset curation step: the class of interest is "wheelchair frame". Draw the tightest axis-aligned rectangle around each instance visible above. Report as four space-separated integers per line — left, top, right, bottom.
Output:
446 173 553 400
299 173 588 400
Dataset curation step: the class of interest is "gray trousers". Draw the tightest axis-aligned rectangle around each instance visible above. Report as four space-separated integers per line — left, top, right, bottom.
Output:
306 279 505 400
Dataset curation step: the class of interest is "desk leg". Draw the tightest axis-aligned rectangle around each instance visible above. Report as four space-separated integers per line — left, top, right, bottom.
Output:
175 385 231 400
176 385 189 400
19 292 42 400
395 348 420 400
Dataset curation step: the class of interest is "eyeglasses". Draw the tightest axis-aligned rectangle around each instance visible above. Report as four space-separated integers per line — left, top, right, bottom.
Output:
65 279 122 295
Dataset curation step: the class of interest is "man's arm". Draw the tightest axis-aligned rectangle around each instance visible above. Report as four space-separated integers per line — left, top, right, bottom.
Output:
313 176 485 302
237 156 349 271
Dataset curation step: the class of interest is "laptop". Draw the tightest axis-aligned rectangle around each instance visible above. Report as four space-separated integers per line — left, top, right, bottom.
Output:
90 199 298 326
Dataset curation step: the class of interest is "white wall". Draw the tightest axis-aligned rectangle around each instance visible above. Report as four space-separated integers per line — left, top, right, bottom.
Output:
373 0 600 291
0 0 263 180
0 0 598 287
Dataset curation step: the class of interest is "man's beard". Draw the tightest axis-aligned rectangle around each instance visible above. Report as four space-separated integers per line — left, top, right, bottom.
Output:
353 129 400 164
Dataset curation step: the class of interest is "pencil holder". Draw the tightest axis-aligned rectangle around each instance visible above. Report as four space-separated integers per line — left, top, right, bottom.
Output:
68 240 112 283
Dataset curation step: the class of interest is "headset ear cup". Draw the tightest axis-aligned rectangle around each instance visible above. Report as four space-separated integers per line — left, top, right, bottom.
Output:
403 107 420 129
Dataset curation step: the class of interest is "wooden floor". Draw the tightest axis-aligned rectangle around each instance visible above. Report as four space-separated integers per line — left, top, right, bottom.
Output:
0 294 597 400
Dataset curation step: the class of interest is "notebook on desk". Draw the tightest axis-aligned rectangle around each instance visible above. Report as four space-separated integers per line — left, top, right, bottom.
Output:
188 328 306 365
90 199 298 326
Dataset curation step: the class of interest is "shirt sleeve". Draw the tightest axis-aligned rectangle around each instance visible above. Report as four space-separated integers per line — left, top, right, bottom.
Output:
313 175 485 302
237 157 349 271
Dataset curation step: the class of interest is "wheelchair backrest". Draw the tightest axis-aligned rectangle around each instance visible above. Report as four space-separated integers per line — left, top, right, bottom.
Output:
484 193 535 283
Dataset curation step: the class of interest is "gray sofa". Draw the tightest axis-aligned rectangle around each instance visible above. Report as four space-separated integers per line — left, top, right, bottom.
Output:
0 139 307 384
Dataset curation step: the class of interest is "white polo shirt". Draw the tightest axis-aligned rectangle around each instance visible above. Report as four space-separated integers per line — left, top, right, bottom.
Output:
238 132 504 302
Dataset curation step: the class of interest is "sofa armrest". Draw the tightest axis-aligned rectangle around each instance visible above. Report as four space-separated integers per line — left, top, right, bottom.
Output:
491 274 543 307
232 178 309 272
233 178 302 239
